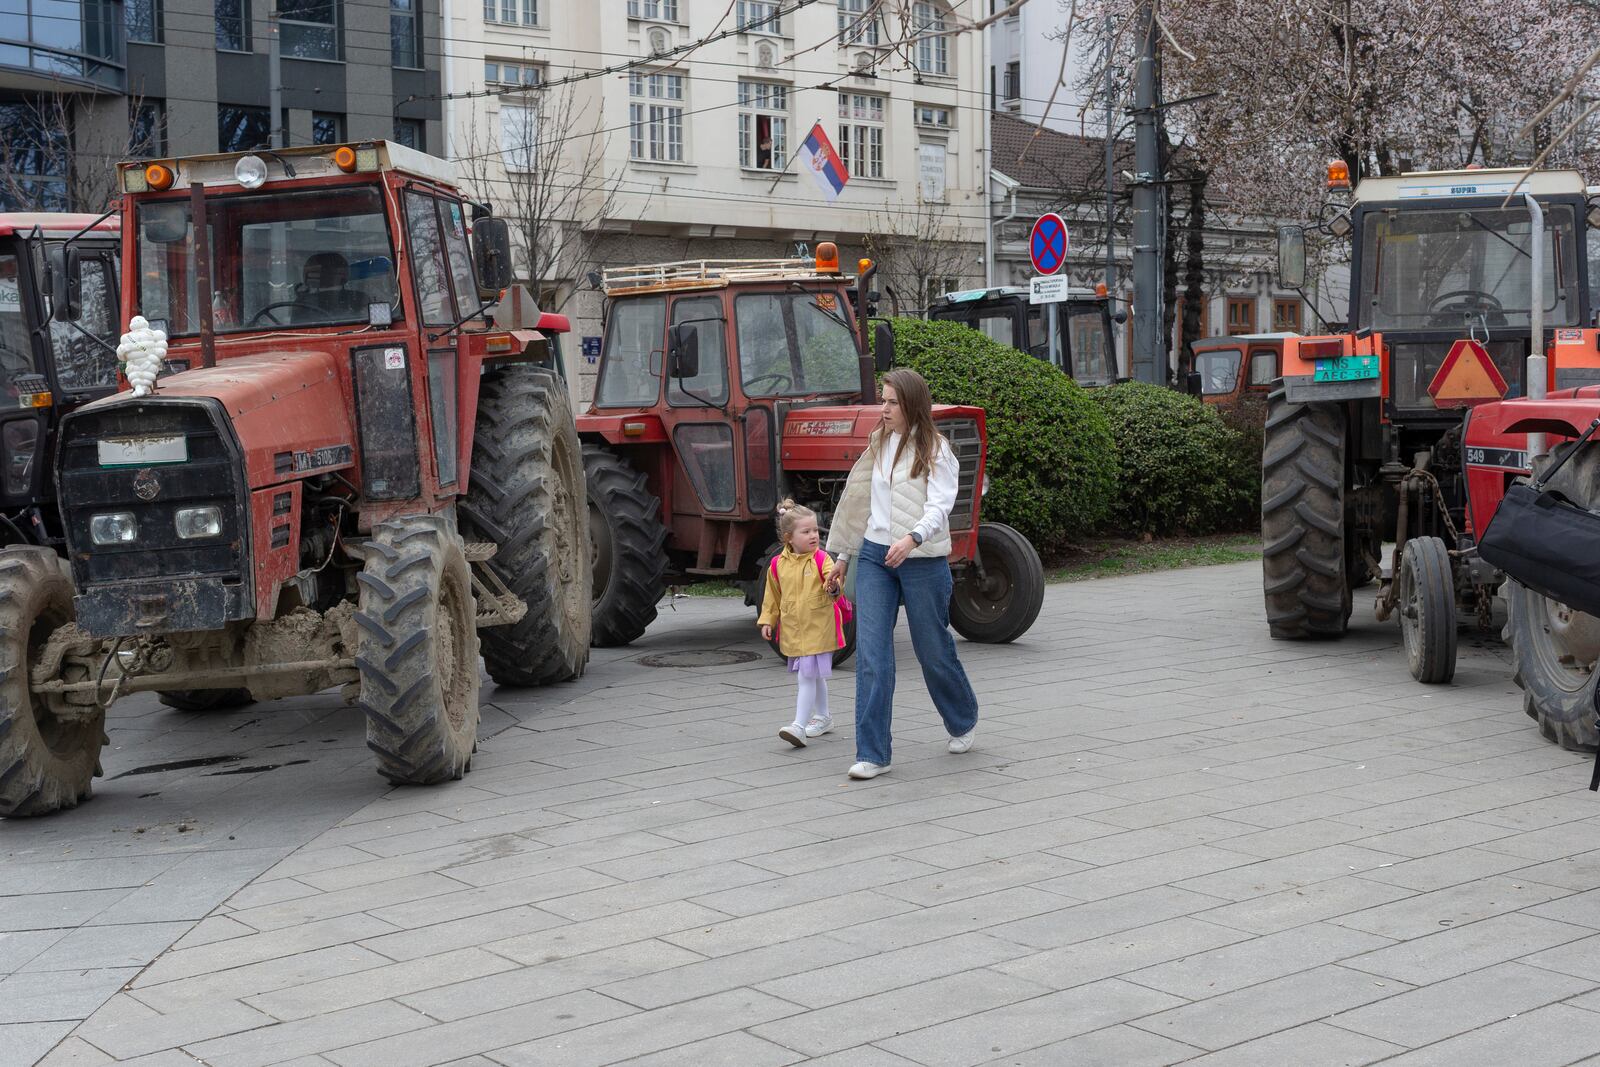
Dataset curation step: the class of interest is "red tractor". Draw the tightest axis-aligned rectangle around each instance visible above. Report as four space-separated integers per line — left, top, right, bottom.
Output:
1190 333 1293 409
0 141 592 816
578 244 1046 656
1264 165 1599 706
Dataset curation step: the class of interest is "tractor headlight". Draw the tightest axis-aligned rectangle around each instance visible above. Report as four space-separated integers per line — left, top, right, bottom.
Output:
234 155 268 190
90 512 138 545
175 506 222 540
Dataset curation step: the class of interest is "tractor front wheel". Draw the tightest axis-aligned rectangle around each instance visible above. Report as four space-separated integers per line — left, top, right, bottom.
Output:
1397 536 1457 684
583 444 667 647
461 364 592 685
0 547 102 816
356 516 481 784
1262 387 1351 639
950 522 1045 644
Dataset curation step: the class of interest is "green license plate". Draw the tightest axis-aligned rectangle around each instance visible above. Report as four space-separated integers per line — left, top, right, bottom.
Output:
1313 356 1380 382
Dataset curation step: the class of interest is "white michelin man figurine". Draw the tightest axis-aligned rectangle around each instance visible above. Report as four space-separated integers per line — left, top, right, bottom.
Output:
115 315 167 398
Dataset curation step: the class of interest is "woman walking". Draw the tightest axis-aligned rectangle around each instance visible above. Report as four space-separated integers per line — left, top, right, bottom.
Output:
826 368 978 780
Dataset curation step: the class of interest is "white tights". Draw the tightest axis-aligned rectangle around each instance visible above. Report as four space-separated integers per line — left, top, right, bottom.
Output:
792 675 830 727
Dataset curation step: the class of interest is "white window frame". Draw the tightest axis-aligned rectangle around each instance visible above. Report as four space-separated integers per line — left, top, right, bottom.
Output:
629 71 686 163
485 59 542 88
484 0 537 26
914 104 952 128
837 91 885 179
736 0 782 34
737 80 788 171
837 0 880 45
912 2 949 75
627 0 680 20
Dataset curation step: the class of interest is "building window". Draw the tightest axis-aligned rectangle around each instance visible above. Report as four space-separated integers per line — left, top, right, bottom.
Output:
486 60 541 88
500 103 536 172
838 0 880 44
1226 297 1256 335
279 0 339 61
837 92 884 179
127 0 163 43
312 112 343 145
394 118 424 150
1003 60 1020 101
215 0 249 51
627 0 679 20
738 81 787 170
915 105 951 127
912 2 948 75
1272 297 1302 332
391 0 421 67
629 71 684 162
0 103 69 211
737 1 781 33
130 101 166 157
484 0 537 26
218 105 271 152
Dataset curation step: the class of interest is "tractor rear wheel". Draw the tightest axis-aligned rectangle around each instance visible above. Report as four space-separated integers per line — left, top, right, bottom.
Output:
1397 536 1457 684
0 547 102 816
356 515 481 784
950 522 1045 644
461 364 591 686
583 445 667 647
1262 387 1351 639
1503 442 1600 751
158 688 253 712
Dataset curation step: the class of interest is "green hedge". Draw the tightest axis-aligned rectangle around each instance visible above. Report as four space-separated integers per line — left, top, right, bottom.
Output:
1092 381 1255 536
888 317 1116 548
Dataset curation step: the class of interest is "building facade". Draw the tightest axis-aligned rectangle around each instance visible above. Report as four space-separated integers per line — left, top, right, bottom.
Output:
987 0 1098 136
442 0 989 403
0 0 443 212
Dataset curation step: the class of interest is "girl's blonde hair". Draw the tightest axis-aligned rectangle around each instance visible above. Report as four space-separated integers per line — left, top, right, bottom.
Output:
775 498 817 542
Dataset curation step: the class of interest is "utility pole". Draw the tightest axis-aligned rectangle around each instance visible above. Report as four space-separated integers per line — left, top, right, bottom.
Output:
1128 0 1162 384
1102 13 1118 374
268 5 283 148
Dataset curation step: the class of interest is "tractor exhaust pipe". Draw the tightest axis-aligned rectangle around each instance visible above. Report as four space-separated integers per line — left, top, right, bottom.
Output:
1524 192 1545 458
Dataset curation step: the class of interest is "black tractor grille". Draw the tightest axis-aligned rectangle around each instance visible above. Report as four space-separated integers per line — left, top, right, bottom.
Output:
940 416 981 532
57 399 248 587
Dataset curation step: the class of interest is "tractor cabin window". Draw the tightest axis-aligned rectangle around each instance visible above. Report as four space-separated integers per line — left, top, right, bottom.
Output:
1248 348 1279 386
404 190 455 326
734 291 859 397
135 186 399 335
1195 347 1242 396
668 296 729 406
597 296 666 407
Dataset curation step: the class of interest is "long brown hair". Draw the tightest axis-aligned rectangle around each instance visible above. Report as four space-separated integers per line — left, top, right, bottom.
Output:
882 368 938 481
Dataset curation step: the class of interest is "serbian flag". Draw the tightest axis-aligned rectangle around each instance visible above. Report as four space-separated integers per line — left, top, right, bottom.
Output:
796 122 848 202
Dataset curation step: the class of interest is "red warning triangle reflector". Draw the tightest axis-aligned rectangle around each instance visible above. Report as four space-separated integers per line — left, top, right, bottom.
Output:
1427 339 1508 408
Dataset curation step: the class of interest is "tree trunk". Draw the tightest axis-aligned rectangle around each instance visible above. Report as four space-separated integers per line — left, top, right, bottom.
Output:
1180 168 1207 381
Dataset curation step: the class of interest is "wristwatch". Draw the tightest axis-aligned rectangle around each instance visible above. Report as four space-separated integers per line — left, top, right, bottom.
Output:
910 531 924 546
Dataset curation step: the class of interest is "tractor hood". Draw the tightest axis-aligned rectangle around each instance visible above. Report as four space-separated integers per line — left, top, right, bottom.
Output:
79 351 356 489
780 403 985 472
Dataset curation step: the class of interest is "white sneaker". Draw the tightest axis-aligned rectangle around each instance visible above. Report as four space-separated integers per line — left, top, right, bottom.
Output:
804 716 833 737
779 724 807 748
847 761 889 779
948 729 976 754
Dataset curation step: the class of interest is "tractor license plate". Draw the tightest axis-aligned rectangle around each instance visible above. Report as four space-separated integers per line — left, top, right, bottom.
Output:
1313 356 1380 383
98 435 187 467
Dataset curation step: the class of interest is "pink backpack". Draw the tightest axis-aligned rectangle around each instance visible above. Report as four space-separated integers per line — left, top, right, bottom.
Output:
769 550 853 647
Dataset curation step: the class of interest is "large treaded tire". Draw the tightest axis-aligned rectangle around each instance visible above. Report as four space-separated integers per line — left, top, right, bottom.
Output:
1398 536 1457 684
158 688 254 712
460 365 591 686
950 522 1046 644
1503 442 1600 751
0 547 102 816
583 444 667 647
1262 387 1351 639
356 516 481 784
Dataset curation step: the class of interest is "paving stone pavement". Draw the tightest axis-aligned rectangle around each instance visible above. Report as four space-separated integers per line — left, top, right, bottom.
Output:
13 562 1600 1066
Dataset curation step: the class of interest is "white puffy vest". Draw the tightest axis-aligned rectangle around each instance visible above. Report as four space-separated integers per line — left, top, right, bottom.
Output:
826 434 953 559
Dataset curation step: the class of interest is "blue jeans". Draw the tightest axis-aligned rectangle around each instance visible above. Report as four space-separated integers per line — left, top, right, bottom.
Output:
853 539 979 765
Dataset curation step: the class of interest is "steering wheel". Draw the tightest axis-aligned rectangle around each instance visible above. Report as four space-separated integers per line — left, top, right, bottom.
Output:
1428 290 1504 314
744 372 792 395
249 301 326 326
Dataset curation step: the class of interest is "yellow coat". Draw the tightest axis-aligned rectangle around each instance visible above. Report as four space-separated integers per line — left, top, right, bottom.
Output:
757 547 843 657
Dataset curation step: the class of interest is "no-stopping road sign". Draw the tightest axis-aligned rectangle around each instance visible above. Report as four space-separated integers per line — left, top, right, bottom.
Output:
1029 213 1069 275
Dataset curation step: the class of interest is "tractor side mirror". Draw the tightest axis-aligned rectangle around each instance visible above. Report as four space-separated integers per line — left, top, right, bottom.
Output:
872 320 894 372
668 323 700 379
1112 310 1128 325
45 245 82 322
1277 225 1307 291
471 216 513 297
1185 371 1203 396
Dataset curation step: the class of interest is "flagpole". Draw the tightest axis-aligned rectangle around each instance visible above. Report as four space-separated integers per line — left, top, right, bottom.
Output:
766 115 823 195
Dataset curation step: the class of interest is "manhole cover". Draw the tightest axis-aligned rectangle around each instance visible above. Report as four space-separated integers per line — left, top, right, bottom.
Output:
639 649 762 668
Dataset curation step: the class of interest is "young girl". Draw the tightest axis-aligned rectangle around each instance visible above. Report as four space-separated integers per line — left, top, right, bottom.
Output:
757 500 845 748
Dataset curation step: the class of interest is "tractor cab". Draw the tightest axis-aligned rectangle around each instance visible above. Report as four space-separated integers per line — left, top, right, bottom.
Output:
1190 333 1295 407
926 285 1118 387
0 213 120 544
